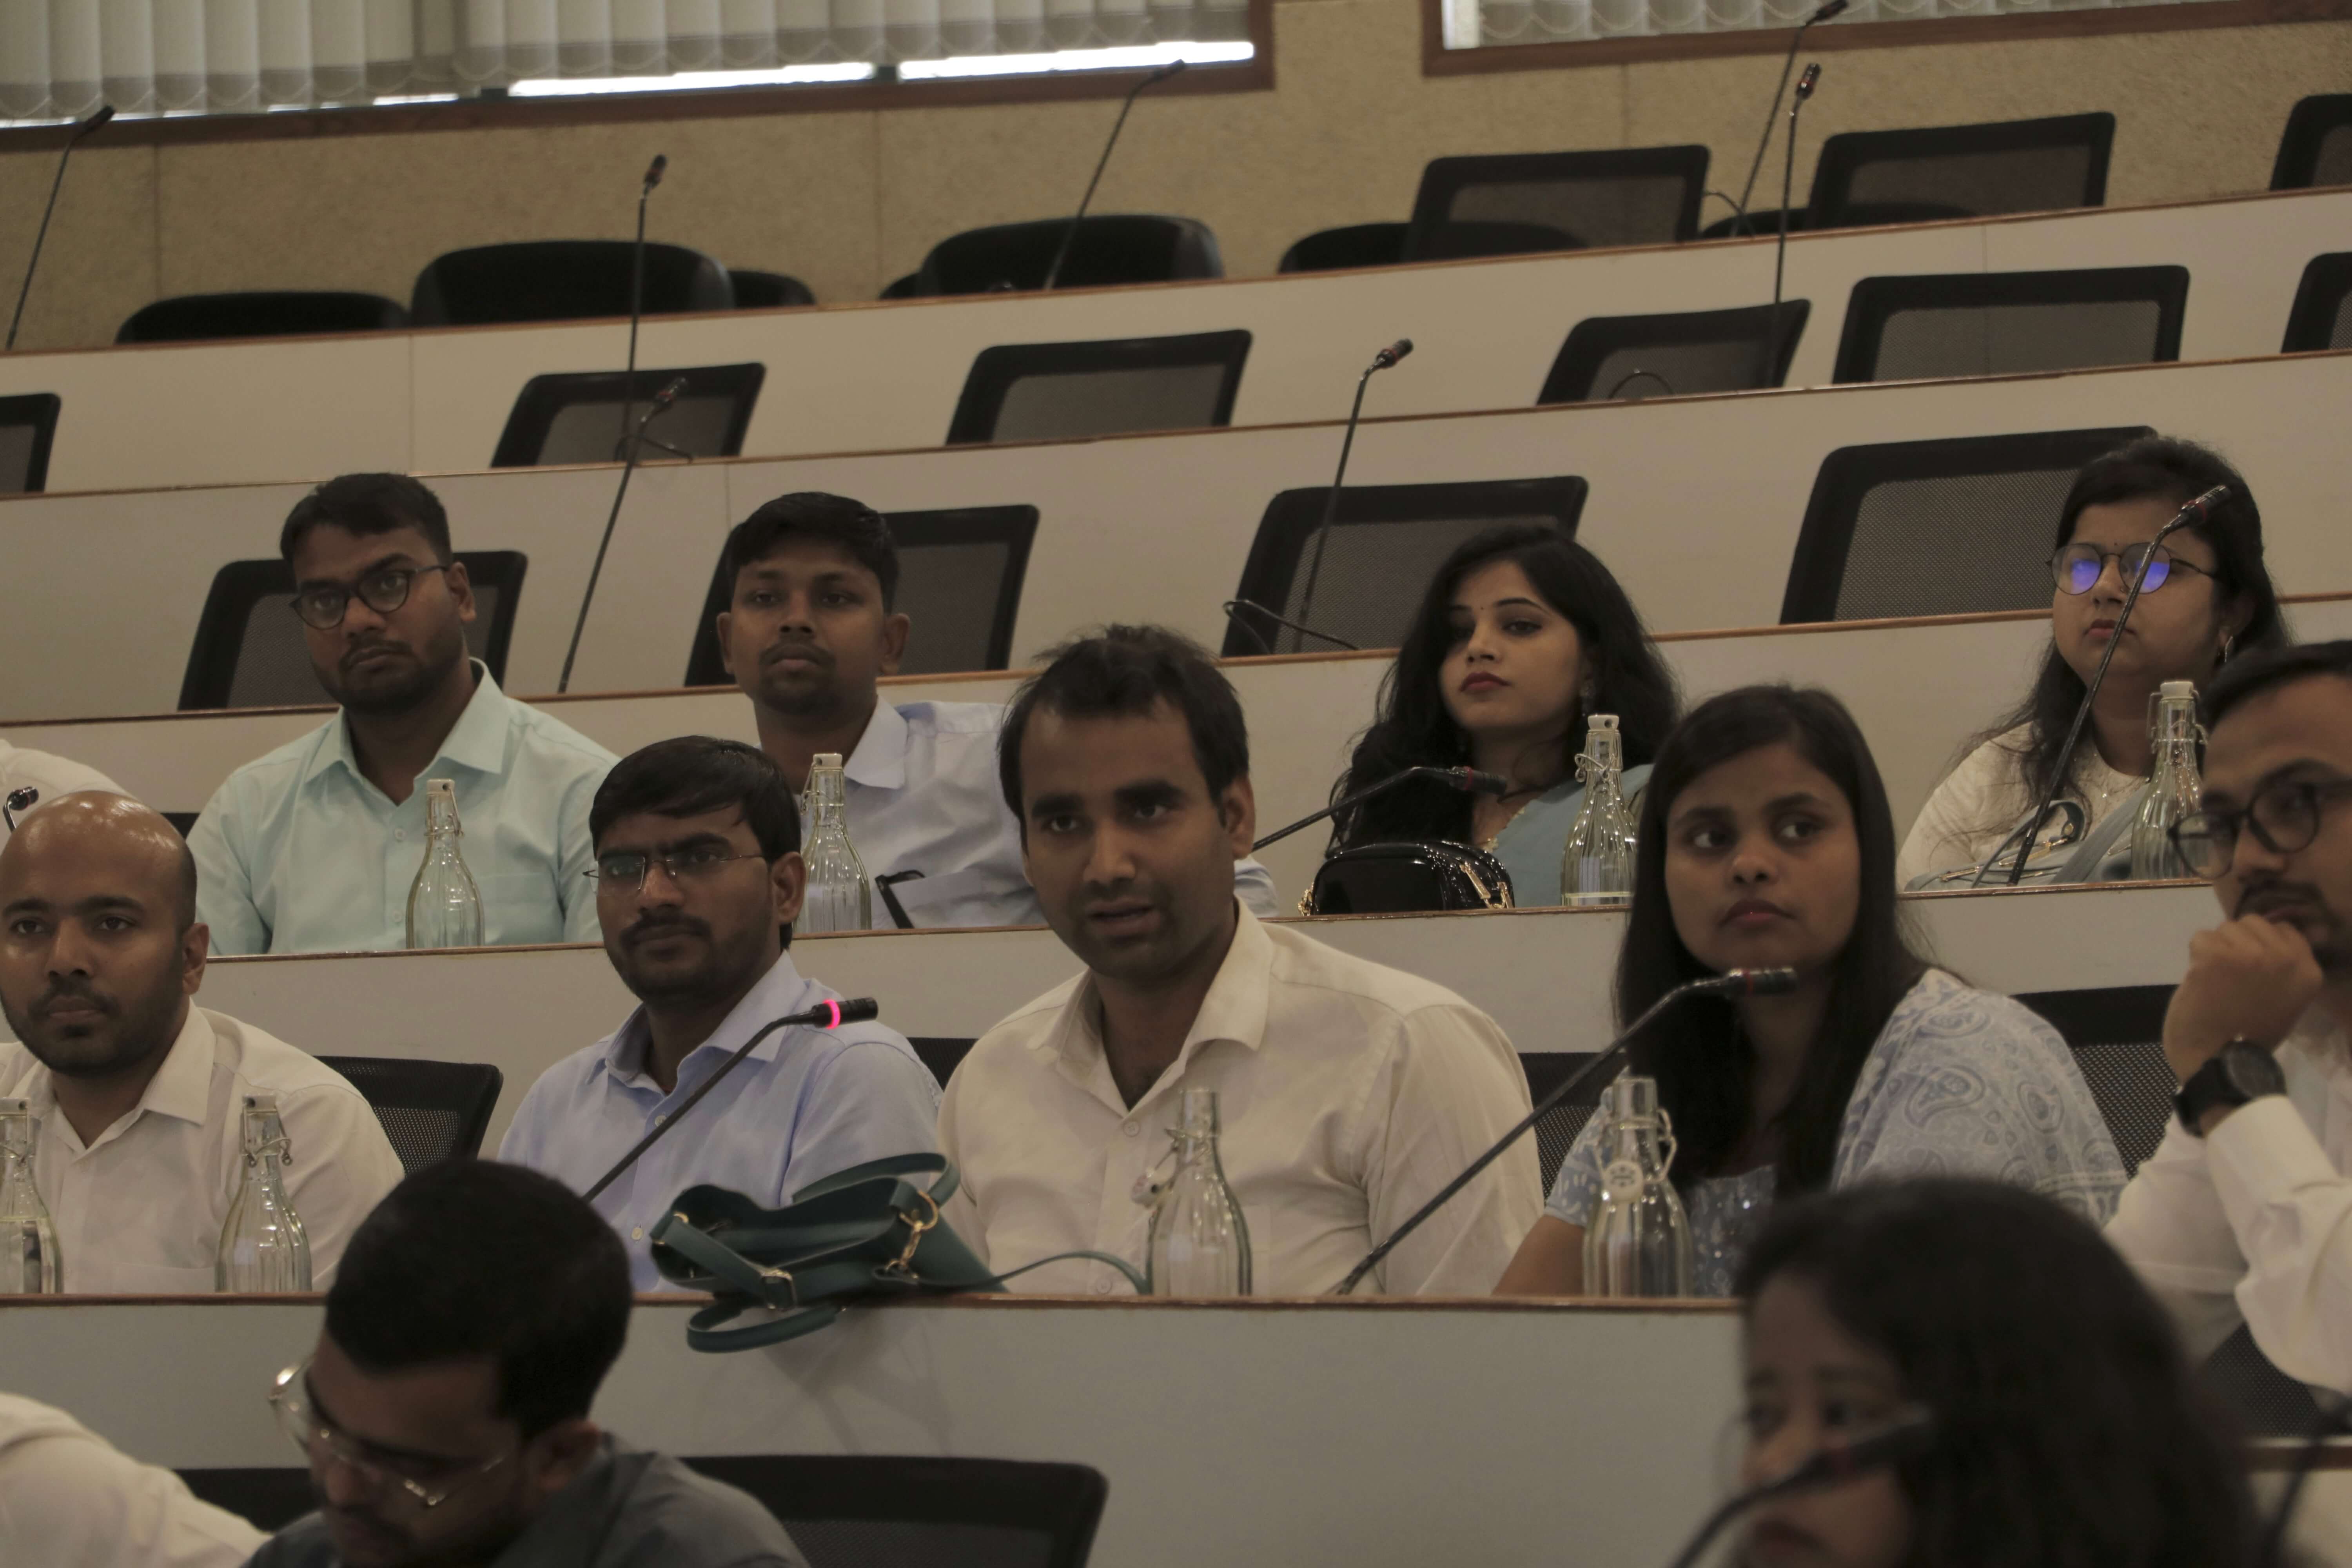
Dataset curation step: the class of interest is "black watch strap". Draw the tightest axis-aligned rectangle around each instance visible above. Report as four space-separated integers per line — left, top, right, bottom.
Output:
2175 1041 2287 1137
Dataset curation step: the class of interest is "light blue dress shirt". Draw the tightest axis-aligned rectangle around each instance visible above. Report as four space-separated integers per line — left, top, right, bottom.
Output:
1489 763 1653 908
835 699 1279 928
189 664 616 955
498 950 943 1291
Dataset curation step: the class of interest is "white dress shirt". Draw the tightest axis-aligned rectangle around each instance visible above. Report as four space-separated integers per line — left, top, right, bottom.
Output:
2106 1003 2352 1393
936 904 1542 1296
0 1006 405 1293
0 742 128 851
0 1393 266 1568
833 699 1279 929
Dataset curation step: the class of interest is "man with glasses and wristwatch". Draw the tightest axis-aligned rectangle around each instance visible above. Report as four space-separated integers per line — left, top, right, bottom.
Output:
2107 640 2352 1396
189 474 616 954
250 1158 804 1568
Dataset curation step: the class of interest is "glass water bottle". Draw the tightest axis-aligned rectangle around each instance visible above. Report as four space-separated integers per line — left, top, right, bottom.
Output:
798 753 873 934
1146 1089 1252 1297
2130 680 2203 882
0 1099 59 1294
405 778 484 949
1582 1074 1694 1298
1561 713 1636 906
216 1094 312 1292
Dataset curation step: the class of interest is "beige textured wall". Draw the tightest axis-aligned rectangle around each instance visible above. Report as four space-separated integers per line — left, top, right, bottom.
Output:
1 4 2347 352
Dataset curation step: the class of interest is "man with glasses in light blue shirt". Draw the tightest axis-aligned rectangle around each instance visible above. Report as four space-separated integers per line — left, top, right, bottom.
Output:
189 474 617 955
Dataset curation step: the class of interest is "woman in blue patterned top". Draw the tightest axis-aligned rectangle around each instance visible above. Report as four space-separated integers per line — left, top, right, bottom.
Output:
1496 686 2125 1298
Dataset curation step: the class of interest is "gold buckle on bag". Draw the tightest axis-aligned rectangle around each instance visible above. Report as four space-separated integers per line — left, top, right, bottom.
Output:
882 1189 940 1279
755 1264 800 1307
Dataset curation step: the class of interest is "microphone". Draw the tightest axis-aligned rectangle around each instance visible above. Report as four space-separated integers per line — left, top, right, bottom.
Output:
1992 485 2231 886
1766 61 1821 379
1330 967 1798 1295
1221 599 1361 656
1726 0 1844 237
1040 58 1189 292
559 374 693 694
1289 338 1416 652
1663 1407 1936 1568
617 151 669 457
1253 764 1507 853
642 152 667 195
1371 337 1414 370
7 103 115 352
583 996 880 1200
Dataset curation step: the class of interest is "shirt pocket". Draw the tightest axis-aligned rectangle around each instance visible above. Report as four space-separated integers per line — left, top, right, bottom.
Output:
880 866 1031 929
474 871 567 945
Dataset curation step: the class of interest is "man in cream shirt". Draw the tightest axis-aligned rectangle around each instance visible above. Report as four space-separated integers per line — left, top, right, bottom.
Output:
0 793 401 1292
938 627 1539 1297
0 1392 265 1565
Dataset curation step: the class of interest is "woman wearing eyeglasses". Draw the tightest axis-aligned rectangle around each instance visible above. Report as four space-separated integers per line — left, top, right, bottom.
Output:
1896 437 2286 888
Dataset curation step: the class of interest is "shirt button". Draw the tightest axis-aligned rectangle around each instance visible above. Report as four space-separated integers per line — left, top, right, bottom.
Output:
394 829 407 841
631 1227 644 1239
1123 1122 1139 1138
654 1114 666 1124
1092 1278 1114 1295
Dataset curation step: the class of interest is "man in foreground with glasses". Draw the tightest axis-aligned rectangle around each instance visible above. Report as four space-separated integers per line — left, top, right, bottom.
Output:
190 473 617 954
2107 639 2352 1395
498 737 939 1289
251 1158 804 1568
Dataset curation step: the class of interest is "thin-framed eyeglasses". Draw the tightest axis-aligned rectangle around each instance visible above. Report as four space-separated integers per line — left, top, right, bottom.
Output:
290 564 455 631
268 1360 512 1513
586 845 768 893
2167 777 2352 878
2050 542 2214 597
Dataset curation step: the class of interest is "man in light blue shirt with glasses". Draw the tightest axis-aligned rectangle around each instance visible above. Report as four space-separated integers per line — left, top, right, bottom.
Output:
189 474 616 955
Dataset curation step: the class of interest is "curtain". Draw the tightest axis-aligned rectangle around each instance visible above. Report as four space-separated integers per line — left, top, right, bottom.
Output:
1471 0 2196 46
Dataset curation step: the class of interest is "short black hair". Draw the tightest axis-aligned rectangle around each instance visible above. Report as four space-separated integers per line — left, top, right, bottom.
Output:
2203 639 2352 731
590 736 800 862
325 1160 630 1438
998 625 1249 820
280 473 454 565
720 492 898 608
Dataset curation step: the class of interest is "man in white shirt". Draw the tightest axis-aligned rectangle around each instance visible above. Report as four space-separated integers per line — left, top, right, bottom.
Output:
711 491 1276 928
0 1391 266 1567
0 740 128 849
0 793 403 1291
937 626 1540 1297
2107 640 2352 1393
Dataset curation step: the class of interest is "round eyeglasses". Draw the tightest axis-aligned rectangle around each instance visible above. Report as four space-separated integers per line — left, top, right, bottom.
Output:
268 1360 512 1514
290 564 454 631
2050 542 2214 598
2167 777 2352 879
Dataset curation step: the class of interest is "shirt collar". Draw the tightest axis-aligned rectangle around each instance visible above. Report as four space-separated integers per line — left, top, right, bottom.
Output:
842 698 909 791
1044 900 1272 1110
600 949 820 1089
26 1005 215 1146
303 660 507 789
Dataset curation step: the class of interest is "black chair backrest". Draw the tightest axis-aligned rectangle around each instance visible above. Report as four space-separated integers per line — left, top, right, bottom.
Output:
490 363 766 468
1779 425 2150 625
316 1055 504 1175
730 270 817 309
1223 476 1587 656
1279 223 1411 273
1538 300 1809 403
1833 266 2188 384
1808 114 2115 230
2271 93 2352 190
178 551 528 711
1406 219 1583 262
177 1467 314 1532
1405 145 1709 261
909 1037 976 1088
685 505 1039 685
946 331 1251 446
117 291 408 344
1520 1052 1606 1195
685 1455 1108 1568
0 392 60 494
2282 252 2352 353
915 215 1223 296
411 241 734 327
879 272 922 300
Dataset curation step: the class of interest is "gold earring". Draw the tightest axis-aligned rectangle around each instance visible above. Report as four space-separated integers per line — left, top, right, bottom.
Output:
2220 632 2237 663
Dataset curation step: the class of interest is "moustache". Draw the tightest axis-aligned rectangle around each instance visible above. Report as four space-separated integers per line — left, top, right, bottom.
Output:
760 641 832 669
34 981 114 1018
2236 880 2338 924
340 637 411 672
623 913 711 946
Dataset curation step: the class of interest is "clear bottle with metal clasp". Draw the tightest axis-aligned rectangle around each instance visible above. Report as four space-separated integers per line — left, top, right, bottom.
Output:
1582 1074 1694 1298
405 778 485 949
1561 713 1636 906
2130 680 2203 882
0 1098 60 1294
216 1094 312 1292
1146 1089 1252 1297
798 752 873 933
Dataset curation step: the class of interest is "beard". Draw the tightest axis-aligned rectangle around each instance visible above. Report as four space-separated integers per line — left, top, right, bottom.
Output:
606 911 770 1008
0 971 183 1082
322 621 470 717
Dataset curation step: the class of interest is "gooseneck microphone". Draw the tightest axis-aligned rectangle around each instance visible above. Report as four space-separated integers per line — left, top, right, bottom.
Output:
558 374 689 694
1040 58 1188 292
1766 61 1820 377
618 152 668 455
1330 966 1799 1295
1727 0 1844 237
1252 764 1507 853
583 996 880 1201
1662 1407 1936 1568
1290 338 1414 650
7 103 115 352
1220 599 1361 656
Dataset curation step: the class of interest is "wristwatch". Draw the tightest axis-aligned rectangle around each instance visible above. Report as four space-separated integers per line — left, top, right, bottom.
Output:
2175 1041 2287 1136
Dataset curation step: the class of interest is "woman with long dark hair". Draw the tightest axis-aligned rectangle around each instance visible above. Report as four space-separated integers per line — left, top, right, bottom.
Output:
1328 524 1679 906
1495 686 2122 1296
1898 436 2285 887
1724 1179 2252 1568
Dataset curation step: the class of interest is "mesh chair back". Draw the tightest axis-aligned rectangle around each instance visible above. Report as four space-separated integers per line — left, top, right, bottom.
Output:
1809 114 2114 230
411 241 734 327
879 273 922 300
2271 94 2352 190
1538 301 1809 403
730 270 817 309
1279 223 1411 273
684 1455 1108 1568
1778 426 2149 625
685 506 1038 684
909 1037 976 1088
1223 477 1588 656
1405 146 1709 259
315 1056 503 1174
0 392 60 494
2282 253 2352 352
947 331 1250 445
117 291 408 344
915 216 1223 296
1835 267 2187 384
1520 1052 1607 1194
490 363 766 468
178 552 527 711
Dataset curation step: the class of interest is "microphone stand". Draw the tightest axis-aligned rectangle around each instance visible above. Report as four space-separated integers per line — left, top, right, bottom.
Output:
1728 0 1844 236
1662 1408 1935 1568
1292 339 1414 651
1252 764 1505 853
2255 1392 2352 1568
7 104 114 352
1767 62 1820 381
617 153 667 460
1040 59 1187 292
1221 599 1362 657
557 376 688 694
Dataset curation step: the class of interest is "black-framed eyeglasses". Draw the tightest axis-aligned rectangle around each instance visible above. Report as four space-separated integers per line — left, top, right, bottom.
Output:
2050 542 2214 597
2168 777 2352 878
268 1360 512 1514
586 845 767 893
290 564 454 631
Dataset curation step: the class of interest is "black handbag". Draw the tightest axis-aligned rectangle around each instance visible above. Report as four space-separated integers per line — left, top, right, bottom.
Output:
1303 841 1516 915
